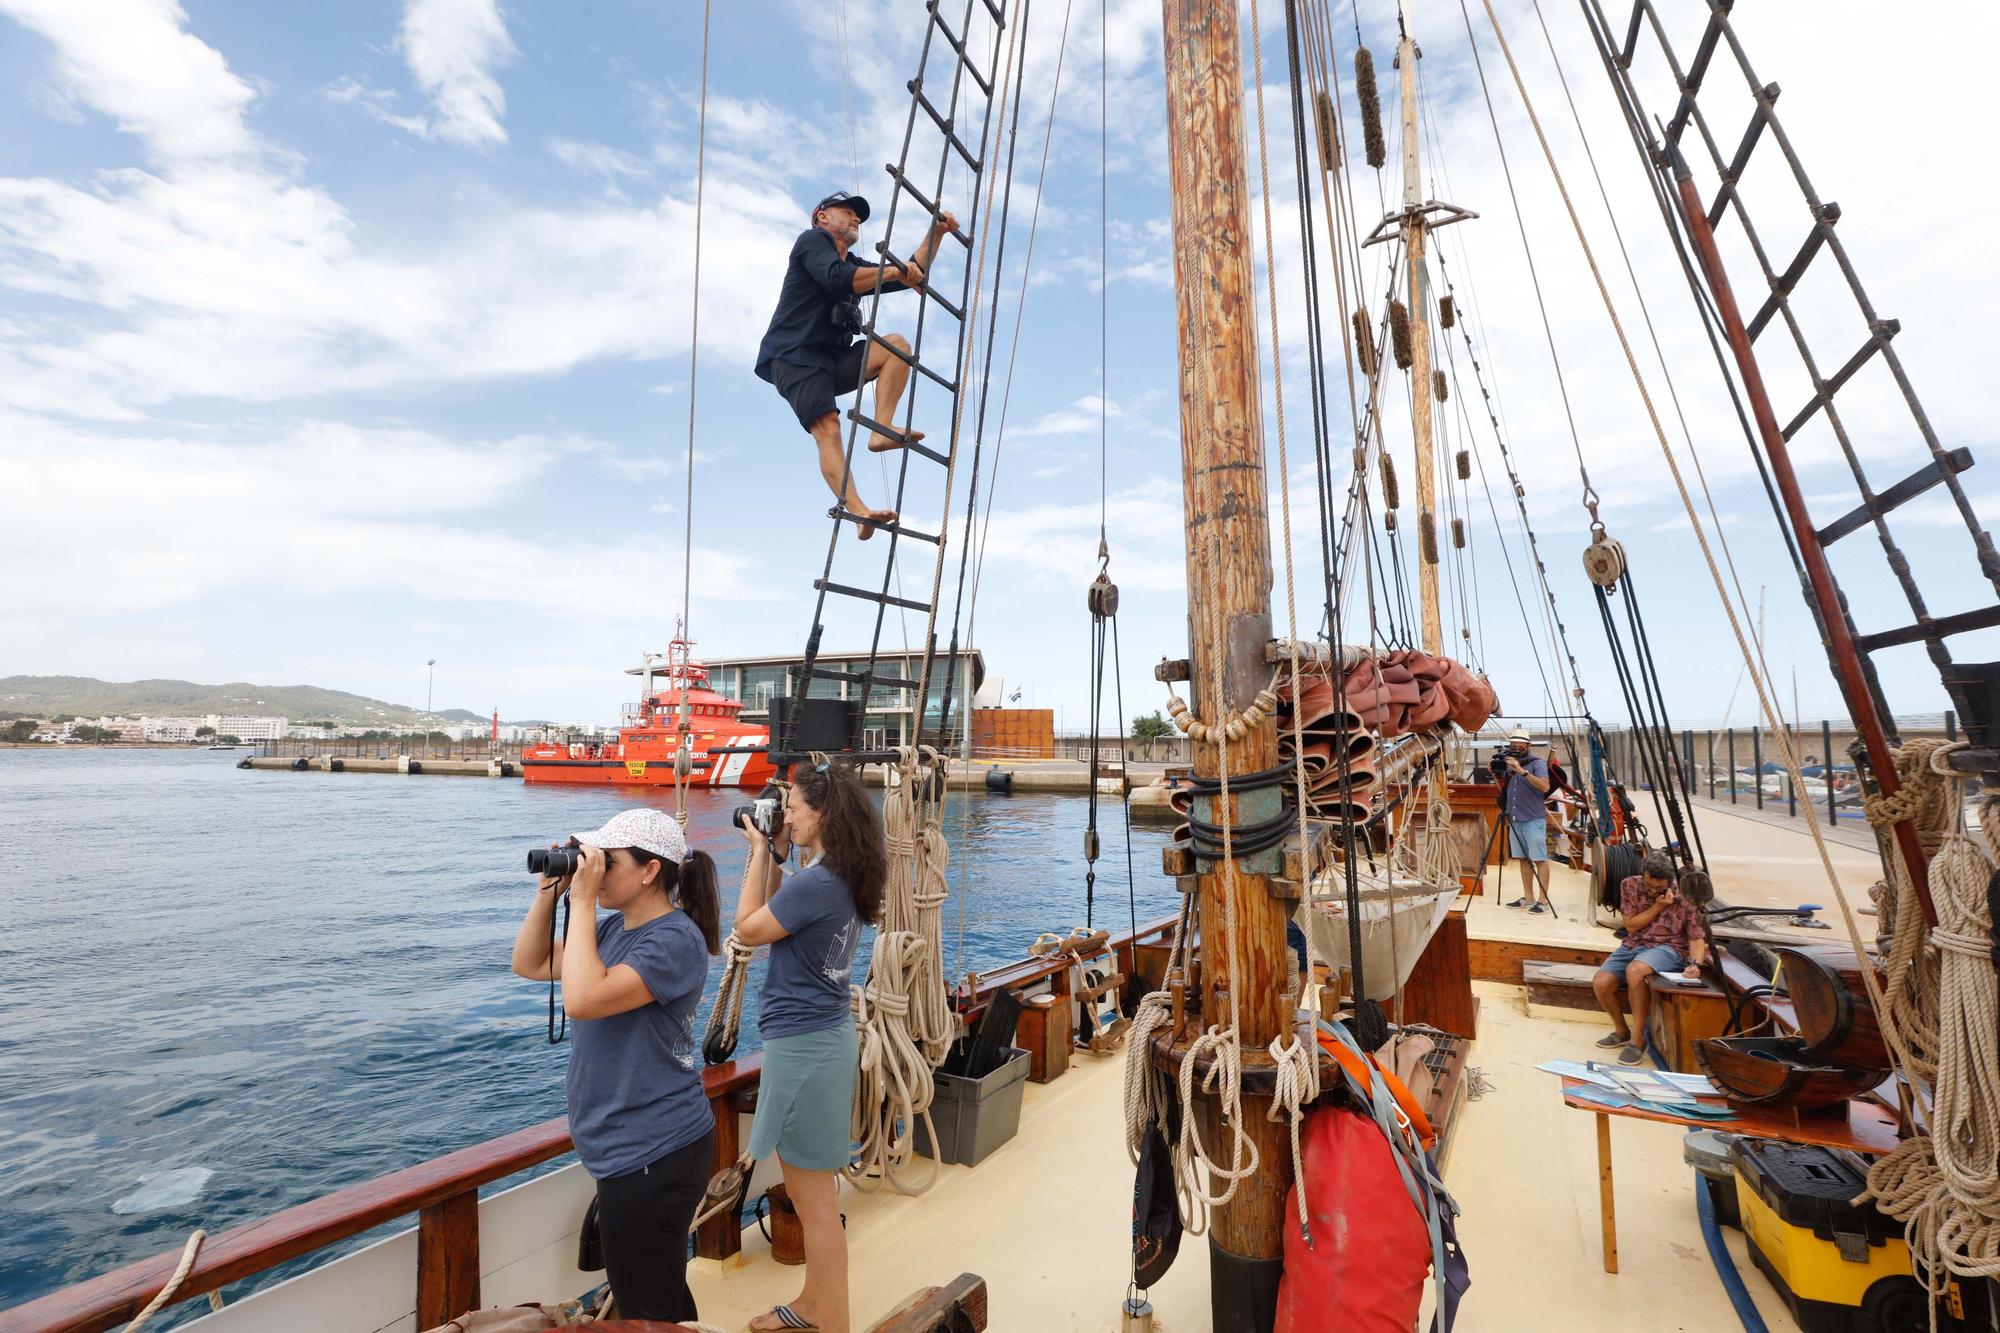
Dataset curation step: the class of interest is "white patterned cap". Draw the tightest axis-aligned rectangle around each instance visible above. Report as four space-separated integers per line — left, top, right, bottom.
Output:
572 808 687 864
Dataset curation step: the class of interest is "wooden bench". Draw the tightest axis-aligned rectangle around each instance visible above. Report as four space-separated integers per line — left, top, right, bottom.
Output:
1523 960 1620 1013
1521 960 1728 1072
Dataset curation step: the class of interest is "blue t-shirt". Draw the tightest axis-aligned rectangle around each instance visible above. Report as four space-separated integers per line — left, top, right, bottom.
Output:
565 909 715 1179
758 862 863 1039
1503 755 1550 822
754 227 906 380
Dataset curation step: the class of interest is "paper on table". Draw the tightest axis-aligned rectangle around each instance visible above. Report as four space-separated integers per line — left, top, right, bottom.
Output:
1536 1059 1619 1088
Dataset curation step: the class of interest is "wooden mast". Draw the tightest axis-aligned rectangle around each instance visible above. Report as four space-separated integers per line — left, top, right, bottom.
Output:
1398 0 1444 655
1160 0 1291 1323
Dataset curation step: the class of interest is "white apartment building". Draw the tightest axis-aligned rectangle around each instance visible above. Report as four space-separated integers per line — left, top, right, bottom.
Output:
137 715 288 742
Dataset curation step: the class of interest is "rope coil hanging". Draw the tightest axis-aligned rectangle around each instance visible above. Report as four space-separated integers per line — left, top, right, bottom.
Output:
847 745 955 1196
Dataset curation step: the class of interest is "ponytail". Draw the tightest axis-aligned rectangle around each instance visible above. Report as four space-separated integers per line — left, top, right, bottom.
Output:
673 850 722 955
627 846 723 955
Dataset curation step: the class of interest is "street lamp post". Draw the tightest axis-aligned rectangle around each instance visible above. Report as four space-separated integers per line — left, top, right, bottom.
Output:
426 659 436 757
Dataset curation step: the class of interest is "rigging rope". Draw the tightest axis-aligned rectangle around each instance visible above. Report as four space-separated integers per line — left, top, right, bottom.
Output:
1466 0 1925 1112
1248 0 1322 1237
670 0 712 830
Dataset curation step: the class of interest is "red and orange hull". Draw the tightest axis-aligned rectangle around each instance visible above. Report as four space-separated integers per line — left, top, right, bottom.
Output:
521 736 775 790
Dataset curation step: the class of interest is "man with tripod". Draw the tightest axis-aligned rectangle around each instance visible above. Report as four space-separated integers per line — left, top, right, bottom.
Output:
1498 731 1554 912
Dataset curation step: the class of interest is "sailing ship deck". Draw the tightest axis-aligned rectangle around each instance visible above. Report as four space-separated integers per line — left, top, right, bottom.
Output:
671 801 1871 1331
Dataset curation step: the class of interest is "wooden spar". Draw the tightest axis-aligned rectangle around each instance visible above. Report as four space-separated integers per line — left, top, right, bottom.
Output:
1160 0 1291 1313
1398 2 1444 656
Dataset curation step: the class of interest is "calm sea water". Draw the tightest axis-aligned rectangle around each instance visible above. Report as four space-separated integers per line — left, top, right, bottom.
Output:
0 749 1174 1315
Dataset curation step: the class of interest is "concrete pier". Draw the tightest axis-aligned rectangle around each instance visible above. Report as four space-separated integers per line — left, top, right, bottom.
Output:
240 752 1183 799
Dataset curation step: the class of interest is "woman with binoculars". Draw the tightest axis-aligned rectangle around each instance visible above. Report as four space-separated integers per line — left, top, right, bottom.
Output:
510 807 721 1323
734 761 886 1333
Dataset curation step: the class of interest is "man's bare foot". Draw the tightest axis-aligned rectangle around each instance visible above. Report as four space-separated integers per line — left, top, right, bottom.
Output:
869 427 923 453
854 505 897 541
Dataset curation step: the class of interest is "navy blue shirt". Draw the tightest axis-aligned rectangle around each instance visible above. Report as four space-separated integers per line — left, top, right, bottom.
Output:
754 227 906 380
1503 755 1550 822
565 909 715 1178
758 862 863 1039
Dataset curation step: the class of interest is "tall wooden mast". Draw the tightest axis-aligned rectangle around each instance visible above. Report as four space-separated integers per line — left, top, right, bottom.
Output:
1160 0 1291 1323
1398 0 1444 655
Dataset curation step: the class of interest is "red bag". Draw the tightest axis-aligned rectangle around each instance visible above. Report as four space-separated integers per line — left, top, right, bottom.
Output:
1275 1108 1432 1333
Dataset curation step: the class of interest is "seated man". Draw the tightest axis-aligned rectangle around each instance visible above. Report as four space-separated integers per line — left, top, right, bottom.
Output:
1591 851 1709 1064
753 190 957 539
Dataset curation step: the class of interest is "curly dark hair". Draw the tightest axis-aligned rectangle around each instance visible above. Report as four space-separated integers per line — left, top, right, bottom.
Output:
791 761 887 925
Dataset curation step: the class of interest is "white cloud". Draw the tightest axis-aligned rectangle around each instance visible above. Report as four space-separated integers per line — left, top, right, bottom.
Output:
0 5 808 416
1011 394 1125 439
549 137 650 183
398 0 516 148
0 0 262 165
0 413 768 621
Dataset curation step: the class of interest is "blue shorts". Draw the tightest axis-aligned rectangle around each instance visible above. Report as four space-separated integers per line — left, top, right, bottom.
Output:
1507 817 1548 862
749 1017 858 1170
1598 942 1685 981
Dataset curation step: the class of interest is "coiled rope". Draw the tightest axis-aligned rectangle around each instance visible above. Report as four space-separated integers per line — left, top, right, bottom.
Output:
879 747 955 1065
1860 745 2000 1310
848 930 940 1196
847 746 955 1195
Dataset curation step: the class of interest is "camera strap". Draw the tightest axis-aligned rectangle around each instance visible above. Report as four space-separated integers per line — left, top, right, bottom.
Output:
548 894 570 1044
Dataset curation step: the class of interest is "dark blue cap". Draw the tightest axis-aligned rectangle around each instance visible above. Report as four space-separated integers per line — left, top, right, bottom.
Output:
813 191 871 223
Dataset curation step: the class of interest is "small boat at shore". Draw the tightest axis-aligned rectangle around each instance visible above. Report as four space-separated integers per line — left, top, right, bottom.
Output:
521 641 774 790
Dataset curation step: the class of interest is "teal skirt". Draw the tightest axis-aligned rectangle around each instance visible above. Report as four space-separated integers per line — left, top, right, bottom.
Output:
749 1018 858 1171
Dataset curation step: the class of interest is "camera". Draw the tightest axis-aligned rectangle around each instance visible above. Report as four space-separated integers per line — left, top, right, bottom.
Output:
527 839 587 879
1488 749 1513 780
830 297 861 334
733 796 782 837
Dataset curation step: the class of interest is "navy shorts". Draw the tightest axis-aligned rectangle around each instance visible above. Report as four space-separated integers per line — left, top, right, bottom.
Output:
769 343 870 431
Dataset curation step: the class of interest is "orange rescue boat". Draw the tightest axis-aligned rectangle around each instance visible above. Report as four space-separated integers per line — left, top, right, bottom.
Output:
521 643 775 790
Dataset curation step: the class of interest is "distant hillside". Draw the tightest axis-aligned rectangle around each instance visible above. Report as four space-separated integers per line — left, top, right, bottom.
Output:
0 676 486 726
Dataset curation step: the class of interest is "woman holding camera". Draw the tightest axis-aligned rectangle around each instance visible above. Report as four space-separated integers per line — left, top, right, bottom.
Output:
510 808 720 1323
736 762 886 1333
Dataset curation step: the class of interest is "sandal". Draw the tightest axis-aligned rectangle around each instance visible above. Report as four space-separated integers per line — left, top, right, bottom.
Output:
753 1306 820 1331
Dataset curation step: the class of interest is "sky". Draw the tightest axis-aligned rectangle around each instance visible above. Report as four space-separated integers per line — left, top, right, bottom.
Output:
0 0 1992 733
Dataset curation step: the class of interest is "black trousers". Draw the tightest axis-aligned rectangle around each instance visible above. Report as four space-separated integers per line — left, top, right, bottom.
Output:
593 1128 715 1322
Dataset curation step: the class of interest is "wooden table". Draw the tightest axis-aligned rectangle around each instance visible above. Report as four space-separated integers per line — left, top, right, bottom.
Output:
1559 1078 1900 1275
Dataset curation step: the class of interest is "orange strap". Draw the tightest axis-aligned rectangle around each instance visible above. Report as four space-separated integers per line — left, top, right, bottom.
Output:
1316 1030 1436 1153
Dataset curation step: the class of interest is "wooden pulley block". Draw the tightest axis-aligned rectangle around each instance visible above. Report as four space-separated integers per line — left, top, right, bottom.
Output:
1087 571 1119 618
1582 533 1627 588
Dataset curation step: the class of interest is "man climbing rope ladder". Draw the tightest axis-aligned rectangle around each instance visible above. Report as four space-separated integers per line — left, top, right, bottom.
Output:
754 190 957 539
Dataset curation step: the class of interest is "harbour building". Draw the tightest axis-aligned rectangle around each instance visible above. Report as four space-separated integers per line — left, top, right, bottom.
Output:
701 648 984 752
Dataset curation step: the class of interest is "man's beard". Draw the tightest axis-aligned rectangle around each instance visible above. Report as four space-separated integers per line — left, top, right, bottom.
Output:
838 221 861 245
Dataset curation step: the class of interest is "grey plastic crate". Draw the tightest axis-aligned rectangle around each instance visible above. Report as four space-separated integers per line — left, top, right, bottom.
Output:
914 1047 1030 1167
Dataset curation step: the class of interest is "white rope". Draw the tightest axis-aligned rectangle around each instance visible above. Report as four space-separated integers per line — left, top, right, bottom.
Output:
701 929 756 1061
880 747 955 1064
122 1229 206 1333
1861 751 2000 1307
846 747 955 1196
848 930 941 1196
701 854 762 1059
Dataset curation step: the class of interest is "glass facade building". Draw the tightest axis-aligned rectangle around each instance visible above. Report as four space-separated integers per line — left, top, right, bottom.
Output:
705 649 984 750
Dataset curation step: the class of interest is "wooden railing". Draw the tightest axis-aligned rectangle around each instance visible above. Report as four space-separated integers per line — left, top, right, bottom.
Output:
4 912 1186 1333
0 1058 764 1333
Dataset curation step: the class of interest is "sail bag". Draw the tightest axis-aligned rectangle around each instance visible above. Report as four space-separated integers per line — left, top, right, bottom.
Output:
1274 1106 1432 1332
